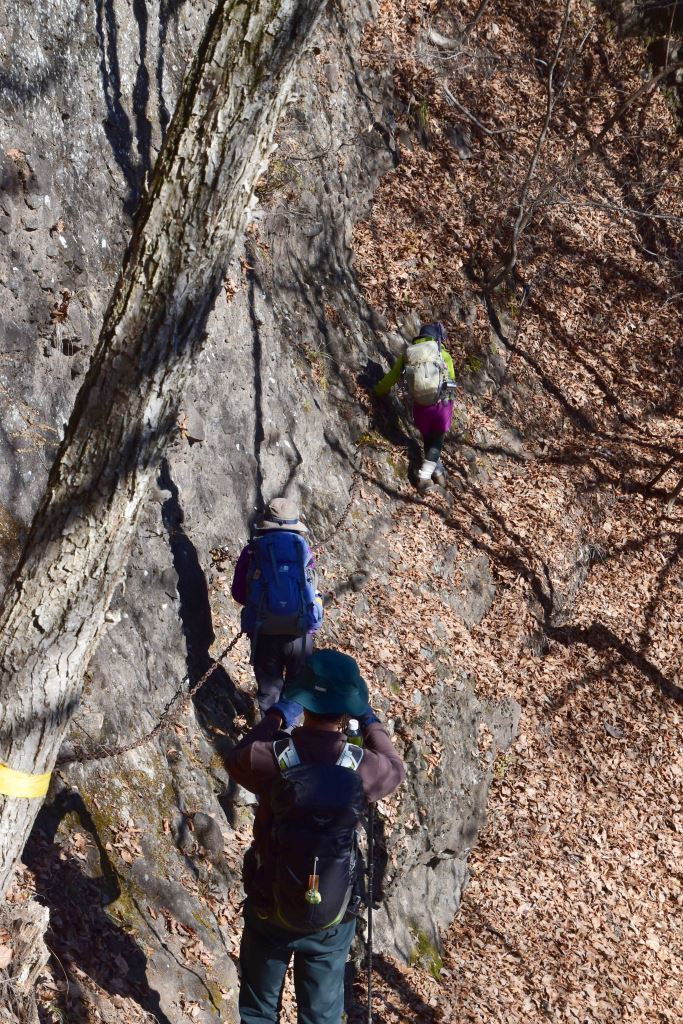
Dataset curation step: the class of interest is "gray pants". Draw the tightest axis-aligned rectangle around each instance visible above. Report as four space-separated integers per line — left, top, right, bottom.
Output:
252 634 313 715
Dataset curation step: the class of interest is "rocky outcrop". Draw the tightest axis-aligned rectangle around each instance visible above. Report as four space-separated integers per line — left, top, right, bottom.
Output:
1 1 518 1020
0 0 216 528
372 682 518 961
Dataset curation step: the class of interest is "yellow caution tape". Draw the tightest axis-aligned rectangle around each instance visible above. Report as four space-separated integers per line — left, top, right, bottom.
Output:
0 762 51 799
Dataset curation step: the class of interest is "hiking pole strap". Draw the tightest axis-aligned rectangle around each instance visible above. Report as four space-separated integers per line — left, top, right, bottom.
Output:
367 802 374 1024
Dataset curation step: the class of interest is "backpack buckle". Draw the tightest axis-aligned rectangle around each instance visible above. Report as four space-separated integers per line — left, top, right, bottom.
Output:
336 743 364 770
273 738 301 772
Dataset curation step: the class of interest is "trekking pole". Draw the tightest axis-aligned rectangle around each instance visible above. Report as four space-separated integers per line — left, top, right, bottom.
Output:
366 802 374 1024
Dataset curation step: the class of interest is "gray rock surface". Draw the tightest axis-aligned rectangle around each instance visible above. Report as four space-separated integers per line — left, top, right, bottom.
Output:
1 1 518 1020
372 683 519 961
0 0 215 527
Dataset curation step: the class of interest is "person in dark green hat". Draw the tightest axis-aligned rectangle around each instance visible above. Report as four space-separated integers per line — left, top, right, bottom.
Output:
225 649 405 1024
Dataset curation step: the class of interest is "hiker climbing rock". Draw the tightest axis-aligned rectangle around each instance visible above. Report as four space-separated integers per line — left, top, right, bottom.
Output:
225 649 405 1024
231 497 324 716
374 322 457 491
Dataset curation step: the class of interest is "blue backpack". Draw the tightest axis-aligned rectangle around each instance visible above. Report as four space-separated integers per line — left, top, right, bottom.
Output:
241 531 322 640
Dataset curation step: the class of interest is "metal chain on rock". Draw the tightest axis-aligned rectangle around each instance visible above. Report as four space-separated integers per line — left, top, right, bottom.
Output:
57 631 245 767
312 471 360 552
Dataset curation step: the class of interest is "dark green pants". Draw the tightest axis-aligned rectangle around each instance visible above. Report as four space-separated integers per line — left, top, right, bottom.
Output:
239 903 356 1024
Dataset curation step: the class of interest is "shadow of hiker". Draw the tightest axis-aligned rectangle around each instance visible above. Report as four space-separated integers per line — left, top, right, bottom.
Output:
24 782 171 1024
342 808 391 1021
347 951 438 1024
359 387 423 475
369 807 390 907
356 359 384 393
158 459 253 753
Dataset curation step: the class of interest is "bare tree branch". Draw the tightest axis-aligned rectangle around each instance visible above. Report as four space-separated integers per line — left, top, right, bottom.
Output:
550 197 683 223
666 473 683 508
645 456 679 490
461 0 493 39
486 0 573 289
443 82 524 137
595 62 683 145
665 1 679 67
481 0 682 293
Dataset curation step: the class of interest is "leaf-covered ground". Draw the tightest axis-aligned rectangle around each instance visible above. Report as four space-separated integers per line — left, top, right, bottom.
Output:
342 0 683 1021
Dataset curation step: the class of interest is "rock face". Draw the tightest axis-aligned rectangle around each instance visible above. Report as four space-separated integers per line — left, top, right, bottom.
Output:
1 2 517 1021
0 0 216 526
372 683 519 961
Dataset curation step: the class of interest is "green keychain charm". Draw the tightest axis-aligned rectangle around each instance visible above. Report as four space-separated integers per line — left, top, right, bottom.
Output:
305 857 322 905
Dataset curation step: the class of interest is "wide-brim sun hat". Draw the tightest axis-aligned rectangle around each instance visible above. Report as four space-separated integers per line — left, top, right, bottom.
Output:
256 496 308 534
283 650 369 717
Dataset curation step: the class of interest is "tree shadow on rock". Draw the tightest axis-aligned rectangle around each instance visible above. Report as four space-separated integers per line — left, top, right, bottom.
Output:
95 0 158 215
157 0 185 135
25 782 171 1024
158 459 253 756
245 241 266 511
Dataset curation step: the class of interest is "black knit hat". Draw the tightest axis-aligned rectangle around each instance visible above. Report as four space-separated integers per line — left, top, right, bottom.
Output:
418 322 447 342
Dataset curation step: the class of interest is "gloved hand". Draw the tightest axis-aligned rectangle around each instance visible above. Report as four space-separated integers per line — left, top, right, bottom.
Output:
359 707 380 730
269 700 304 729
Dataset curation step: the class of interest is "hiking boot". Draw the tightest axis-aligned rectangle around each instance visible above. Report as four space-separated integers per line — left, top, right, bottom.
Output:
433 461 447 487
417 459 436 492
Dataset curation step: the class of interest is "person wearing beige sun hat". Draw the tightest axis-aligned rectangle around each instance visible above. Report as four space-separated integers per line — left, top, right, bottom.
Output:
232 496 324 716
255 497 309 533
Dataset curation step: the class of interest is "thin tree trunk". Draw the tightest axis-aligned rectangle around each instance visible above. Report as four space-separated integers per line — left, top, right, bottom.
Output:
0 0 324 895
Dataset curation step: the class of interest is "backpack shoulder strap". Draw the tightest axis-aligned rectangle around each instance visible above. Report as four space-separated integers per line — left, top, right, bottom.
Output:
273 738 301 772
298 533 313 560
336 743 364 771
249 533 265 563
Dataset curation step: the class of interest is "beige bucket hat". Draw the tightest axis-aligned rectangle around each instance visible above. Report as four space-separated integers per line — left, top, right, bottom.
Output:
256 497 308 534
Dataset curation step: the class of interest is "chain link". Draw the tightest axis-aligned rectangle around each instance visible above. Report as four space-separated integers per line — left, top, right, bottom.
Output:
58 470 362 768
56 631 245 767
312 471 360 553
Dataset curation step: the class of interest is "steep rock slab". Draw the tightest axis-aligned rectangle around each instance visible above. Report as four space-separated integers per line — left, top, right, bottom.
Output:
0 0 215 540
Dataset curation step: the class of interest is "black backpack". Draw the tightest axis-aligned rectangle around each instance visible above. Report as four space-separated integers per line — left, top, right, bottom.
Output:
247 738 366 932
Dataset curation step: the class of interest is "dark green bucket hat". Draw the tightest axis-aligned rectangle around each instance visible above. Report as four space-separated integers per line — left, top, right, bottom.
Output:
283 650 369 717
